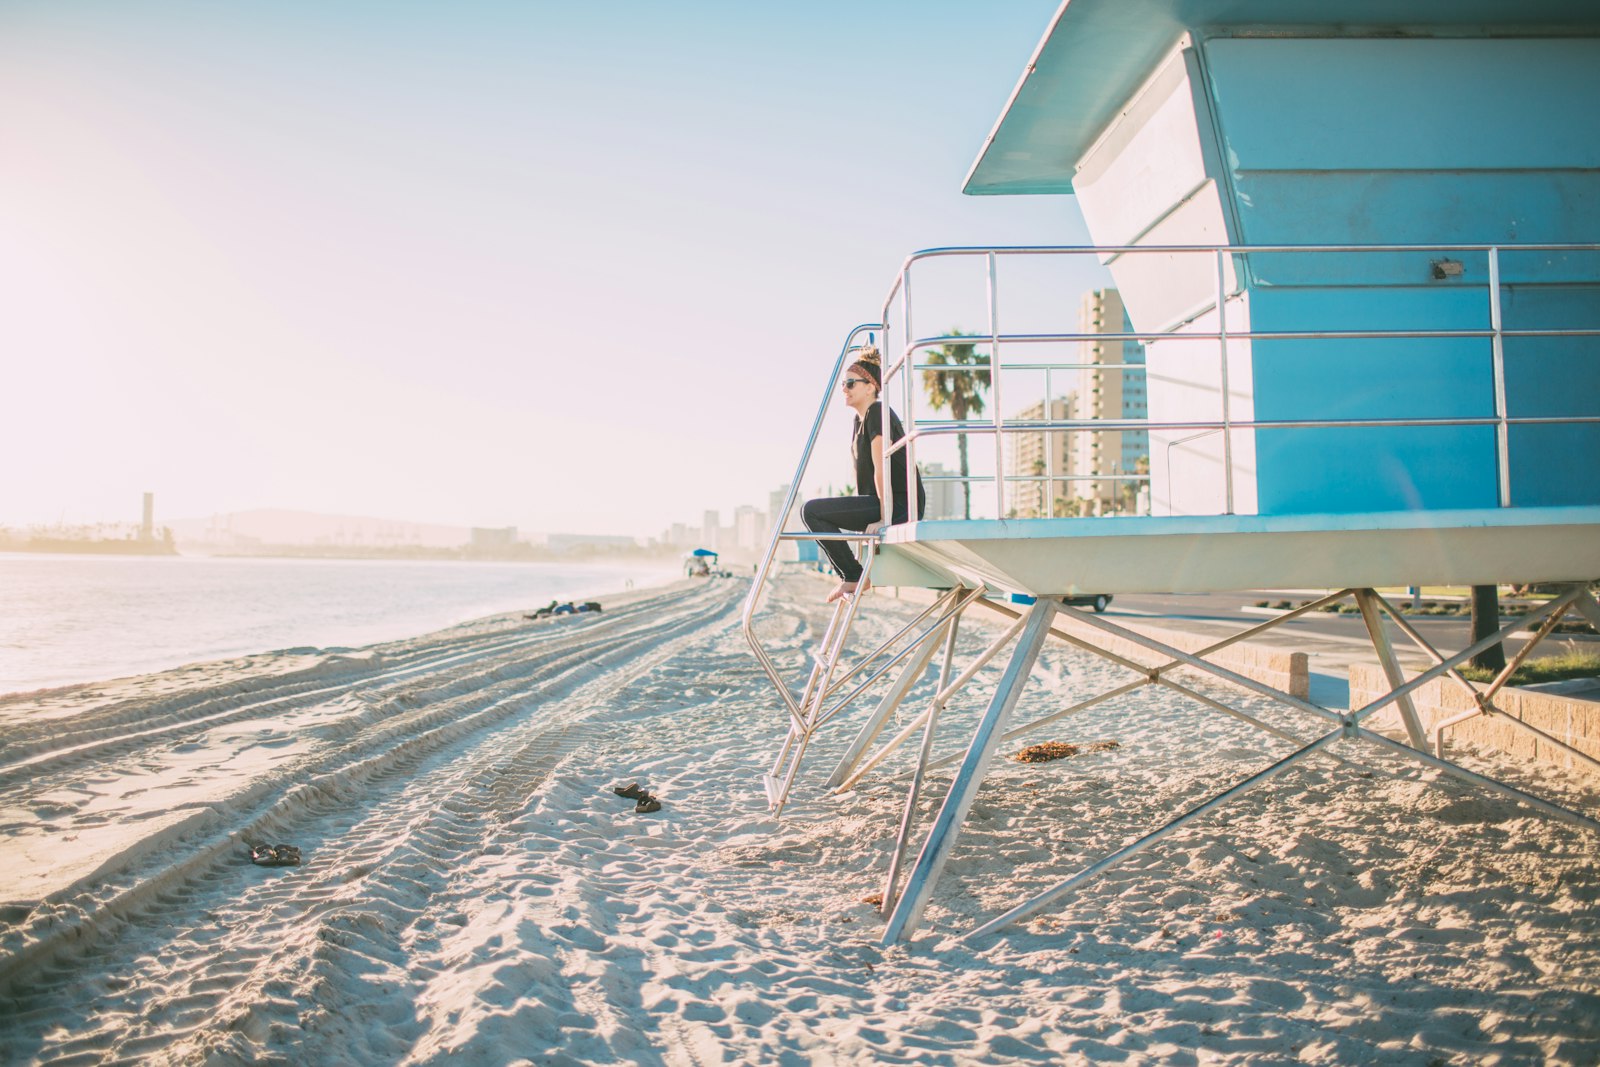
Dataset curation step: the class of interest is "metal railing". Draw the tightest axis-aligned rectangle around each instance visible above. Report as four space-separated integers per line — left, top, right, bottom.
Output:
739 240 1599 813
871 242 1600 525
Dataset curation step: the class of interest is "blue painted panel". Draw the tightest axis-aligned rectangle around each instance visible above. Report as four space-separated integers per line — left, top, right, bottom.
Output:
1508 424 1600 506
1249 285 1489 331
1256 426 1499 514
1249 288 1494 422
1204 38 1600 171
1193 35 1600 514
1252 338 1493 422
1229 173 1600 272
1503 286 1600 419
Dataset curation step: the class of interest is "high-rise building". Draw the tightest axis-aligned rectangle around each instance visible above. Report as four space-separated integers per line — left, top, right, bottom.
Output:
1005 397 1078 518
701 510 720 551
768 484 791 530
919 462 964 521
470 526 517 550
733 504 765 551
1073 289 1149 514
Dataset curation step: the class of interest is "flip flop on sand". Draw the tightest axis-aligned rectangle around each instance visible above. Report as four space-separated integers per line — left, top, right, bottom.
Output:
635 797 661 814
250 844 302 867
613 782 649 801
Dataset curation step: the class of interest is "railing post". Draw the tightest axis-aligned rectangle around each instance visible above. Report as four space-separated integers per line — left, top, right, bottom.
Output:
899 266 913 530
1216 248 1235 515
988 251 1004 518
1044 366 1055 518
1488 246 1511 507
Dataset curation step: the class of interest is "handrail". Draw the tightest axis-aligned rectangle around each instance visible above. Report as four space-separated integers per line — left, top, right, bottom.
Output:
898 327 1595 349
743 323 883 720
900 415 1600 433
877 241 1600 322
873 241 1600 519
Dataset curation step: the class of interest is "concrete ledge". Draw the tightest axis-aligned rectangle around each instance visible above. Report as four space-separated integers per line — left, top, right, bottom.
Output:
1351 662 1600 774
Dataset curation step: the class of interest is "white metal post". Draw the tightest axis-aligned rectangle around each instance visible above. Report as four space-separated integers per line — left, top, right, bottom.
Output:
1216 249 1235 515
882 597 1058 943
989 251 1004 518
1488 246 1511 507
899 267 913 533
1044 366 1055 517
1354 589 1428 748
880 607 964 916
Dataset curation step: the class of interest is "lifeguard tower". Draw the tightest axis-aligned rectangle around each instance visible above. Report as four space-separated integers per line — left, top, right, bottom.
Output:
745 0 1600 945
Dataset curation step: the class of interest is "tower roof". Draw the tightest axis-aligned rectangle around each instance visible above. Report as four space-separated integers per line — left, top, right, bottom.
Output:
964 0 1600 196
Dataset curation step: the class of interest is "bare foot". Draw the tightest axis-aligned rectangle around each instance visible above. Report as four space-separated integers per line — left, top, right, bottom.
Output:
826 580 858 603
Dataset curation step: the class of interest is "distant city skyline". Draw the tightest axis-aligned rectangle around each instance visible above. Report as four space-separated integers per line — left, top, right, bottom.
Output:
0 1 1102 540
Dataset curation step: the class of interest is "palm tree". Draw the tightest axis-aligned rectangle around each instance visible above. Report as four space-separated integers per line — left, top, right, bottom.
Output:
922 329 991 519
1469 584 1506 672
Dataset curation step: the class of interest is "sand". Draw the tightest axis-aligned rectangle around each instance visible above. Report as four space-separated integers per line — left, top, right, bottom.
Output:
1 572 1598 1065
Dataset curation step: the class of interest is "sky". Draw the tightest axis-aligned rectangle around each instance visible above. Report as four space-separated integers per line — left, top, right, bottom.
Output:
0 0 1099 539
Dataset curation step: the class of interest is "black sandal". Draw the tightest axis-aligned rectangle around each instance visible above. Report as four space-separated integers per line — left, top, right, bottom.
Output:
250 844 302 867
635 797 661 814
613 782 649 801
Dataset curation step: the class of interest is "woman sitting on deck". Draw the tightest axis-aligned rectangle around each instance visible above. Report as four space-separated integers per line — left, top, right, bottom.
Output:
802 347 926 603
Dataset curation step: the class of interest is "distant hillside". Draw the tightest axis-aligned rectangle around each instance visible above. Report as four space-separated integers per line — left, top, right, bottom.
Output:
165 509 473 550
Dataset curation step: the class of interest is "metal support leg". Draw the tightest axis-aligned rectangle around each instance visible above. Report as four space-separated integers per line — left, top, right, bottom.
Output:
1350 590 1579 726
836 611 1031 794
929 591 1362 772
897 582 1600 945
1570 587 1600 632
825 588 973 788
882 598 1059 944
966 728 1344 941
1379 586 1600 774
1355 588 1428 748
826 605 952 789
880 610 965 916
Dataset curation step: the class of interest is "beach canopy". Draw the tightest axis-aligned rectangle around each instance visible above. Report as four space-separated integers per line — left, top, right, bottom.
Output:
690 548 718 558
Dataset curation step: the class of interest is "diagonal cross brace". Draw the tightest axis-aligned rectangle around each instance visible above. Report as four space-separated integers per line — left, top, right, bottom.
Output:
881 597 1059 944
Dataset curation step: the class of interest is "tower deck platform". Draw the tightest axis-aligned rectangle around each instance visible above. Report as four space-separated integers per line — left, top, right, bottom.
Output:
873 506 1600 595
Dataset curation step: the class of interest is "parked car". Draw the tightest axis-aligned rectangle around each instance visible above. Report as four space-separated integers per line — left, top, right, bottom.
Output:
1008 592 1113 613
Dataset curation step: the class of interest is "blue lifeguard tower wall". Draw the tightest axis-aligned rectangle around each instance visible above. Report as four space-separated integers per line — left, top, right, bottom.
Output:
969 5 1600 517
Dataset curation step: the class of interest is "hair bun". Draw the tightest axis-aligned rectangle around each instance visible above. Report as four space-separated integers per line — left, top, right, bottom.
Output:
856 344 881 366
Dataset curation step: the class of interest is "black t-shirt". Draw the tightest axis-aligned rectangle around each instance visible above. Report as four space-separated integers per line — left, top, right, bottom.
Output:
852 401 926 523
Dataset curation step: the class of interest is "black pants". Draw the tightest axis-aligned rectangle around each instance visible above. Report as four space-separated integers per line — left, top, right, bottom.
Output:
802 496 894 583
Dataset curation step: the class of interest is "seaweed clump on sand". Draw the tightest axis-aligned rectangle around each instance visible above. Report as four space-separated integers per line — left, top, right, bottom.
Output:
1013 739 1121 763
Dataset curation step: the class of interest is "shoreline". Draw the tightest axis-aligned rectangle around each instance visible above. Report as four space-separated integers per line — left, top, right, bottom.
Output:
2 571 1598 1063
0 559 681 700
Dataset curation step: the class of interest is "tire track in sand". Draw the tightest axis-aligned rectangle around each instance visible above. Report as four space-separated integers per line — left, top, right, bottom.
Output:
0 580 745 1054
0 583 699 785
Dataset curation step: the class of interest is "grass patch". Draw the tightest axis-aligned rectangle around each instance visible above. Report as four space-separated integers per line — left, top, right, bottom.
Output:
1459 647 1600 687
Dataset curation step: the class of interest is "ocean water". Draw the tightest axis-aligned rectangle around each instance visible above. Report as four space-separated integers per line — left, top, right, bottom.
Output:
0 553 680 695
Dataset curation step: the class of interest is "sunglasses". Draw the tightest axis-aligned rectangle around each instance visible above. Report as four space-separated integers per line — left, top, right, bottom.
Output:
841 377 873 390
